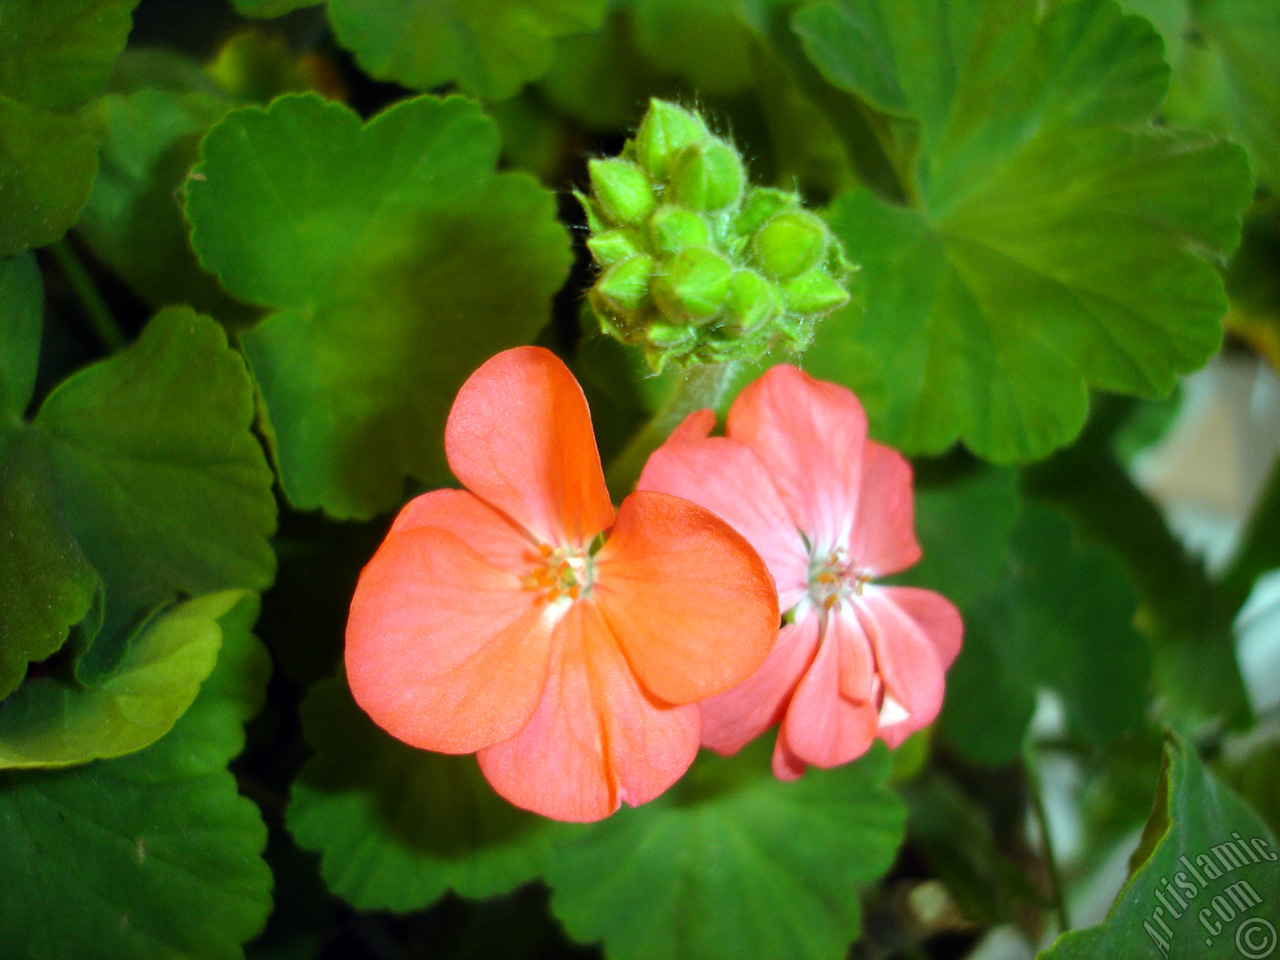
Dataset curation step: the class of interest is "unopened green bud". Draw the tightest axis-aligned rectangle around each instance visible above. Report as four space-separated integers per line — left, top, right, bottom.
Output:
725 270 779 334
649 206 710 255
753 211 829 280
734 187 793 237
634 99 710 180
779 268 851 316
589 158 656 226
591 254 655 318
669 139 746 212
653 247 732 320
587 228 644 267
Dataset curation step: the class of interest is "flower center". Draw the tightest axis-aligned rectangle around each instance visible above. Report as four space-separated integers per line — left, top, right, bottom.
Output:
807 547 868 612
524 543 594 604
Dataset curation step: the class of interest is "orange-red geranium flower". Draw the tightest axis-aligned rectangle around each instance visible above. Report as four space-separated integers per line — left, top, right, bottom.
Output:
638 365 962 780
346 347 779 822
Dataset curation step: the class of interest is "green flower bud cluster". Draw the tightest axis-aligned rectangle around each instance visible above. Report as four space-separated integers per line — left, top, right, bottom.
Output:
579 99 857 370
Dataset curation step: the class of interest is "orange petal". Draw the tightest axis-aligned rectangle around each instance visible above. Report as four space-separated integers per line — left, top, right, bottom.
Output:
700 617 821 755
848 440 922 577
638 431 809 610
389 488 539 570
592 490 779 706
726 365 867 550
777 614 878 770
346 524 555 754
445 347 615 546
477 600 700 822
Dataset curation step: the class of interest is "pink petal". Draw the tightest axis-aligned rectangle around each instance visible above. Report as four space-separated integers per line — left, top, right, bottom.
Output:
477 600 700 822
776 613 878 770
700 617 822 755
638 427 809 609
668 407 716 442
848 441 922 578
388 488 538 571
726 365 868 551
445 347 615 547
854 586 961 745
592 490 779 705
771 735 808 781
346 525 555 754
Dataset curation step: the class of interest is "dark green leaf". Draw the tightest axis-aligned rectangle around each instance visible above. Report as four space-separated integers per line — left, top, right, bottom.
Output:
897 466 1021 611
796 0 1252 462
0 97 99 255
79 89 244 317
34 307 276 678
0 436 98 701
0 0 136 112
186 94 572 518
326 0 607 100
941 504 1151 764
1039 737 1280 960
0 596 272 960
231 0 318 17
0 253 41 418
548 741 906 960
288 678 563 912
0 591 240 768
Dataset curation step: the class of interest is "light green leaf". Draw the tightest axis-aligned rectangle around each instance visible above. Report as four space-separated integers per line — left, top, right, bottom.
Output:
0 253 41 420
0 436 98 701
0 596 272 960
326 0 606 100
548 741 906 960
33 307 276 679
941 503 1151 764
632 0 760 95
0 0 139 254
0 591 242 769
1127 0 1280 189
897 466 1021 611
796 0 1252 462
1039 737 1280 960
288 678 563 912
186 94 572 518
79 89 243 317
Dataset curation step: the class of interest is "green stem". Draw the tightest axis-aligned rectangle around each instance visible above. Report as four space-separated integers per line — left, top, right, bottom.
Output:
1025 749 1071 934
50 239 126 352
605 361 737 499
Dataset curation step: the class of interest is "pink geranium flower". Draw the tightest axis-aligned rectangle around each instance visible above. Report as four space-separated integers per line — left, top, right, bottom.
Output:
638 365 962 779
345 347 779 821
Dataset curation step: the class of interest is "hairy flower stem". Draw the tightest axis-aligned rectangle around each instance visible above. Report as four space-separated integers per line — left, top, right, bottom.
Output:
50 239 126 352
605 361 736 500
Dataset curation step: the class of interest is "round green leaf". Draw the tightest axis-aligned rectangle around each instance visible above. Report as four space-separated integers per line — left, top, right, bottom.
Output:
288 678 564 912
0 591 242 769
0 253 41 419
796 0 1253 462
0 596 272 960
326 0 606 100
34 307 277 680
186 94 572 518
548 741 906 960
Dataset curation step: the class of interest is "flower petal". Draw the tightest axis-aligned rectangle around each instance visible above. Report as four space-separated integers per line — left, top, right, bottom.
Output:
854 586 961 746
726 364 867 551
346 525 555 754
477 600 700 822
592 490 779 705
445 346 615 546
638 425 809 609
388 488 537 570
777 614 878 770
771 735 807 781
700 617 821 755
849 441 922 578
